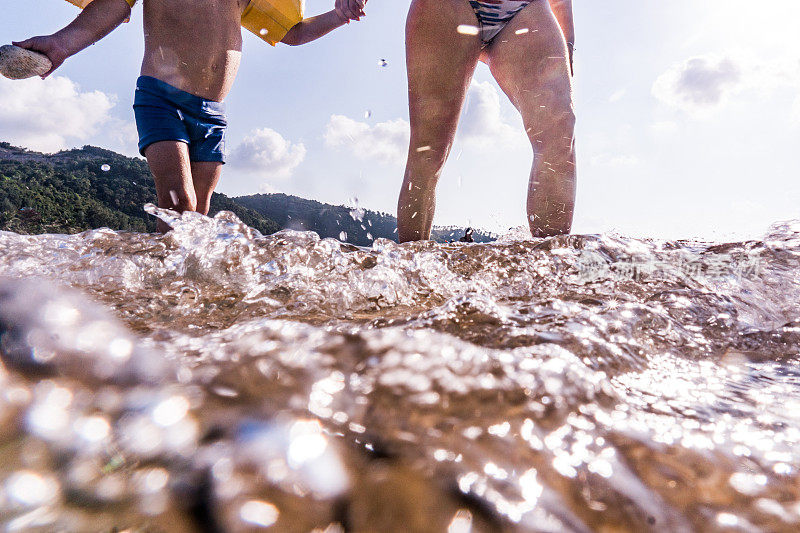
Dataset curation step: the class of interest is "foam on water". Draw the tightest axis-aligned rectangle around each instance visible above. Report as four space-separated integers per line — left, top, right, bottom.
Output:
2 207 800 531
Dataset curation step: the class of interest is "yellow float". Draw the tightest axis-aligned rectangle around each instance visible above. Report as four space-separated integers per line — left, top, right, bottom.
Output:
63 0 304 46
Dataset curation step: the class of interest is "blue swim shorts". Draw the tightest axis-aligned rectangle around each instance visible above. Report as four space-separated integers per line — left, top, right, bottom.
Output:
133 75 227 163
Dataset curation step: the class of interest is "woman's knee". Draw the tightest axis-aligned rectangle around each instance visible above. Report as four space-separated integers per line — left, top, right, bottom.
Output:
524 98 576 147
406 139 452 175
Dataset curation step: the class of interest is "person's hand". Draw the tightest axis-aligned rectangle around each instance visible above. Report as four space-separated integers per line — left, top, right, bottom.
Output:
335 0 366 22
12 35 71 78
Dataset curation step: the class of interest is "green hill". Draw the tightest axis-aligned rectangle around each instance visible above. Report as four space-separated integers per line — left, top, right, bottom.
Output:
0 143 280 236
234 193 395 246
0 143 495 244
235 193 496 245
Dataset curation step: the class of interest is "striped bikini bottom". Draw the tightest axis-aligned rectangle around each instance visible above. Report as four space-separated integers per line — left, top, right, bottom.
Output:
468 0 535 43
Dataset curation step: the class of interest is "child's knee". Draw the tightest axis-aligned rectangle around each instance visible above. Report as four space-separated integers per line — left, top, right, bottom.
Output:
161 189 197 213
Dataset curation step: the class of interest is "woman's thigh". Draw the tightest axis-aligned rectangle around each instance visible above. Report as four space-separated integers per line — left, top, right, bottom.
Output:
484 0 573 131
405 0 483 151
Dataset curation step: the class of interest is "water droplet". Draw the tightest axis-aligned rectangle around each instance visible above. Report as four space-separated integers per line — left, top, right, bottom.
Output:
287 425 328 468
152 395 190 427
240 500 279 527
75 415 111 443
456 25 480 36
5 471 60 508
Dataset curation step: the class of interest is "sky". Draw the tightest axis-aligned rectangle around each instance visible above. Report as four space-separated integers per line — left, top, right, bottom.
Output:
2 0 799 240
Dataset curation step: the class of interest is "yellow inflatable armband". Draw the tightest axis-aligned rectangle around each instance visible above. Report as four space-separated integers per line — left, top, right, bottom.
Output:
65 0 136 7
64 0 304 46
242 0 305 46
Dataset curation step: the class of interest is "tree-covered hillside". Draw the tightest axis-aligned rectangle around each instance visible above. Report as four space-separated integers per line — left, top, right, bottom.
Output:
0 143 495 244
0 143 280 235
234 193 396 246
235 193 496 245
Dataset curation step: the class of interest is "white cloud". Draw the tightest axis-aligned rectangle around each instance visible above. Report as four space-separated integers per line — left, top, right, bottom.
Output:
651 121 679 135
458 80 526 148
653 53 800 114
792 96 800 125
652 55 742 111
257 182 280 194
0 75 115 152
322 81 526 166
101 118 140 158
227 127 306 180
730 198 764 215
701 0 800 53
590 154 640 168
324 114 409 165
608 89 627 103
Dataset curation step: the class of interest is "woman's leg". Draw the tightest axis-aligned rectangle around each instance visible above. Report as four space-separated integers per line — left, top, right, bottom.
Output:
485 0 576 238
398 0 483 242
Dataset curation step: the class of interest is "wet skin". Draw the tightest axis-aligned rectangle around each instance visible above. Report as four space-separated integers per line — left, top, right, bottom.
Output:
141 0 249 102
397 0 576 242
137 0 248 232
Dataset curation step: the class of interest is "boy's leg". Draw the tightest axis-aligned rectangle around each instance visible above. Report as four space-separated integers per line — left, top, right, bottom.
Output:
144 140 196 233
191 162 223 216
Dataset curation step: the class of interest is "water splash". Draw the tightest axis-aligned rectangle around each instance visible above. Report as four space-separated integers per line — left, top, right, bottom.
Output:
2 209 800 530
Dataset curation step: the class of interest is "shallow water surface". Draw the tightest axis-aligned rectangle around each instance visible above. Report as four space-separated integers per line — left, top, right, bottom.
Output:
2 208 800 532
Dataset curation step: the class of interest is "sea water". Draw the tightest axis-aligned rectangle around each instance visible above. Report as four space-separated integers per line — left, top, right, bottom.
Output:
2 206 800 531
